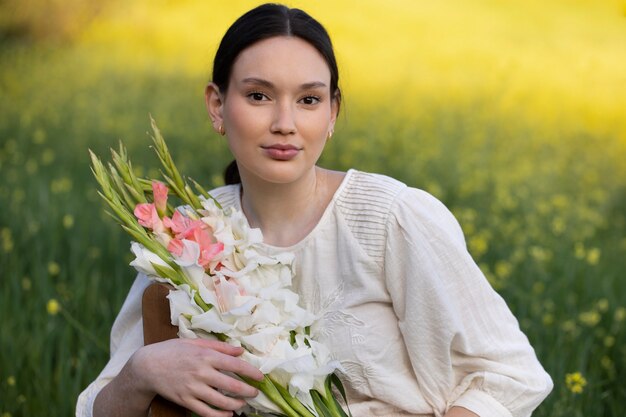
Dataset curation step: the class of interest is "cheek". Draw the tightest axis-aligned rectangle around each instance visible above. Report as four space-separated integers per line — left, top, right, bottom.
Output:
223 97 265 136
299 110 332 139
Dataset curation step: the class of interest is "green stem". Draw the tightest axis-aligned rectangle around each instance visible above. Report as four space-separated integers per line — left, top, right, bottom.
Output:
269 376 316 417
240 375 301 417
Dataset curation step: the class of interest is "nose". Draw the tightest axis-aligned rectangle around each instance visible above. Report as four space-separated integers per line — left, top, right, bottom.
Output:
270 101 297 135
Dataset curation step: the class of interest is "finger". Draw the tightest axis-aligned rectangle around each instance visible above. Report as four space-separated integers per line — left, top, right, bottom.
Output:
191 339 244 356
206 370 259 398
191 384 247 412
211 354 264 381
186 397 234 417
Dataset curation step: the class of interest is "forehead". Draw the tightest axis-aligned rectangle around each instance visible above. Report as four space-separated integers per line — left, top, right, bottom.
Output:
230 36 331 87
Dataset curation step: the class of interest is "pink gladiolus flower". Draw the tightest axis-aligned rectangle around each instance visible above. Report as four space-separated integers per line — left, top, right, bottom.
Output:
134 203 165 233
192 226 223 267
199 242 224 267
167 238 184 256
163 211 206 240
164 213 223 268
152 181 168 217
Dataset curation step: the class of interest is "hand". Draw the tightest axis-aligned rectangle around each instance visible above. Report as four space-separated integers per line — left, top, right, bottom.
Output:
131 338 264 417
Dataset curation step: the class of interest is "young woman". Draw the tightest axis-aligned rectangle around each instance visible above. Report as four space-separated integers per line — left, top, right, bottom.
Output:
77 4 553 417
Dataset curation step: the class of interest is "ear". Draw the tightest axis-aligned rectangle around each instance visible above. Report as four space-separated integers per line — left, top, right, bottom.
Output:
328 91 340 136
205 82 225 134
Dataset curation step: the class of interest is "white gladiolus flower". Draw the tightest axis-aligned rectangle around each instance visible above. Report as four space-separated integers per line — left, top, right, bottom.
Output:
167 286 203 325
239 326 285 354
129 242 172 280
196 283 219 308
240 300 282 329
191 308 235 334
176 315 199 339
172 239 201 267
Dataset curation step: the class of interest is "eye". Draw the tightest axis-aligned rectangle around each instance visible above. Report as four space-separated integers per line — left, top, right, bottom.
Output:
247 91 269 102
299 95 321 105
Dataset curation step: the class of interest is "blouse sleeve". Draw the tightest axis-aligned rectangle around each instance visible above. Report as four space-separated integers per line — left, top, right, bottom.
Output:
383 187 552 417
75 274 152 417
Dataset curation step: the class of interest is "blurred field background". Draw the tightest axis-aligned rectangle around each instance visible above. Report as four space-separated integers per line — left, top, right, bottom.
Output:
1 0 625 415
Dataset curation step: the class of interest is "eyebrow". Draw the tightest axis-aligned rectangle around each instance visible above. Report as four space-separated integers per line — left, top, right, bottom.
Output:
241 77 327 90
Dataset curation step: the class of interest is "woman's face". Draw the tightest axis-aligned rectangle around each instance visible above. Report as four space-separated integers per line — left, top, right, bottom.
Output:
208 36 338 186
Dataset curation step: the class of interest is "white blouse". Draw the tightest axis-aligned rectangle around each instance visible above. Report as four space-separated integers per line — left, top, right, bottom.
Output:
76 169 552 417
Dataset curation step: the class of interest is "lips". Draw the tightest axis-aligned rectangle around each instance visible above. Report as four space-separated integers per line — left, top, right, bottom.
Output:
261 144 302 160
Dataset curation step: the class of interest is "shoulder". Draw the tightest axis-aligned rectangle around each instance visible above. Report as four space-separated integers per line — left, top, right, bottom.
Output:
335 170 464 262
338 170 465 253
388 184 466 250
336 169 406 216
208 183 240 209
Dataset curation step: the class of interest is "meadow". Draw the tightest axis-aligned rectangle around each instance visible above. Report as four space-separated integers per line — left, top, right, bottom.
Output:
1 0 625 416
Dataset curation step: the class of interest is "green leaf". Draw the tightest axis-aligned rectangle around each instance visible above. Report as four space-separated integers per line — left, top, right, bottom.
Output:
108 163 137 210
149 115 186 189
189 177 222 210
151 262 181 284
311 390 335 417
329 374 352 417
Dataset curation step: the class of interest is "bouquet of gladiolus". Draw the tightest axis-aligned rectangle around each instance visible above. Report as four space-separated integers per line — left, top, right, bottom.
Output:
89 117 352 417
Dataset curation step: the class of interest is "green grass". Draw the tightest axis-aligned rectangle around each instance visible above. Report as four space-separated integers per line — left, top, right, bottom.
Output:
1 3 626 415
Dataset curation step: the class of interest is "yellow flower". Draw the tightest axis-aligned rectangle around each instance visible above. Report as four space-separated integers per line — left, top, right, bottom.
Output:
579 310 601 327
33 128 47 144
469 234 489 258
586 248 601 265
495 261 512 279
542 313 554 326
596 298 609 312
551 194 569 209
62 214 75 229
48 262 60 276
601 356 614 371
50 177 73 194
565 372 587 394
562 320 577 333
615 307 626 322
551 217 565 235
604 335 615 348
7 376 16 386
21 277 31 291
530 246 552 263
1 228 13 253
47 299 61 315
41 148 55 165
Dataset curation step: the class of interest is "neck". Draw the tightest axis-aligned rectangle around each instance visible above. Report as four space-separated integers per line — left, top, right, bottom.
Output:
239 167 341 247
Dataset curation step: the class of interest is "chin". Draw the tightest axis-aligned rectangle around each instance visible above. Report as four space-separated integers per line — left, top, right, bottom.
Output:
246 164 314 185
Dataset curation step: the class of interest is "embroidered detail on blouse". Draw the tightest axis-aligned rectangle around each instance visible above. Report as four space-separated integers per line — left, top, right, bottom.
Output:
339 360 376 392
310 281 366 340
